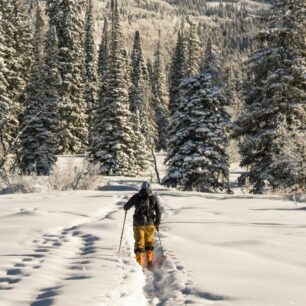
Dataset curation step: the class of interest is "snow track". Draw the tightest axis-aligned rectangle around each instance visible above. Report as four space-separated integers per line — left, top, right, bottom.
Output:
142 199 230 306
0 192 147 306
0 205 114 306
143 199 192 306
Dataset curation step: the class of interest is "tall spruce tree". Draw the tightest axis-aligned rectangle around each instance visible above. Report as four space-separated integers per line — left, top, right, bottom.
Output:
186 17 201 77
19 6 57 175
130 30 157 149
0 13 11 168
0 0 33 103
96 18 109 113
123 45 148 171
46 0 88 154
0 0 32 162
44 26 61 153
98 18 109 80
84 0 98 133
235 0 306 192
169 30 188 115
92 19 109 152
163 45 231 192
90 0 140 176
152 39 170 151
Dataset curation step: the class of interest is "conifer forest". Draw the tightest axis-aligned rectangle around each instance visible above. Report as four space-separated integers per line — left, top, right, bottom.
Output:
0 0 305 194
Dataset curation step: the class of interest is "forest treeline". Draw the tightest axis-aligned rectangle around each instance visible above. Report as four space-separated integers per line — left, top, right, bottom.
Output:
0 0 305 194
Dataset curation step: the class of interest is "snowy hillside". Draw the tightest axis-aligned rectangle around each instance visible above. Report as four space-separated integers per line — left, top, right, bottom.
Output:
1 161 306 306
92 0 270 59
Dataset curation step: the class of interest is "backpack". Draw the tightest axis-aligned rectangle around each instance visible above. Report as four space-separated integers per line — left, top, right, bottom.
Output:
135 195 155 221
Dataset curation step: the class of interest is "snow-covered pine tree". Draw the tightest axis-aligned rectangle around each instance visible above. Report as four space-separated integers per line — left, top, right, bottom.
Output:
235 0 306 193
147 58 154 86
169 30 188 115
152 39 170 151
46 0 88 154
269 115 306 192
0 0 32 161
224 60 243 120
98 18 109 80
0 0 33 103
19 5 57 175
186 17 201 77
89 0 140 176
84 0 98 135
130 30 157 150
95 18 110 131
163 44 231 192
130 31 147 95
44 25 61 153
202 38 221 79
123 45 148 171
0 13 11 168
91 18 109 153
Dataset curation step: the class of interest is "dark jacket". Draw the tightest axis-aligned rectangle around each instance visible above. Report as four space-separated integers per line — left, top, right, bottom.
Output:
124 188 162 226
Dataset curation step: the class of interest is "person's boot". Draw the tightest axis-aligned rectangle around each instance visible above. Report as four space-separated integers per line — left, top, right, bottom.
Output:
135 252 144 266
146 251 153 269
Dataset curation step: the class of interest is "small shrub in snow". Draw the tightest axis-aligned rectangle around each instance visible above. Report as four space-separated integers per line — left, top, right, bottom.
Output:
48 159 101 191
0 170 46 194
0 159 102 194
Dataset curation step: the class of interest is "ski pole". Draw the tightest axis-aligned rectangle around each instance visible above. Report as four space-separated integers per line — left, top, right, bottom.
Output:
118 210 127 254
156 226 165 258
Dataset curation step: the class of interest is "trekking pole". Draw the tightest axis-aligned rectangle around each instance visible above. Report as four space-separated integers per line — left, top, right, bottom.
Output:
156 226 165 258
118 210 127 255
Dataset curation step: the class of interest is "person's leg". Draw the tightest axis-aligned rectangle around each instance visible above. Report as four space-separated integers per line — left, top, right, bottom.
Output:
144 225 155 264
134 225 145 266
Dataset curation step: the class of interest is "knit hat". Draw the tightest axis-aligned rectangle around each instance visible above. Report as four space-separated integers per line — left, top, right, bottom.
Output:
141 181 151 190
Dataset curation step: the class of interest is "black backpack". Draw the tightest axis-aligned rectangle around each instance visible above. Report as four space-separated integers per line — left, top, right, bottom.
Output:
135 195 155 221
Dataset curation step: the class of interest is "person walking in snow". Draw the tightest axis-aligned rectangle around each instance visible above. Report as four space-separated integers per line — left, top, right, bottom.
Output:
124 181 162 267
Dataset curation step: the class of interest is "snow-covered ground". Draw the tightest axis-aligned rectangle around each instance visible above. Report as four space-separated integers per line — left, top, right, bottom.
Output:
0 157 306 306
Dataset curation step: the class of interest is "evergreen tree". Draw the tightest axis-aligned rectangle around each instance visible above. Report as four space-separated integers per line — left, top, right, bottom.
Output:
44 26 61 152
235 0 306 192
202 38 220 78
84 0 98 132
0 0 33 104
130 31 157 149
19 6 57 175
186 17 201 76
91 19 110 153
146 58 154 86
98 18 109 80
269 115 306 192
224 60 243 120
169 30 188 115
152 39 170 151
163 45 231 192
47 0 88 154
123 46 148 171
0 13 11 167
0 0 32 161
90 0 140 176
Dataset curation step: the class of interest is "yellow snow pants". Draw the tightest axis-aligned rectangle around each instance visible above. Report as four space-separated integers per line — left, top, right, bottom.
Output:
134 225 155 265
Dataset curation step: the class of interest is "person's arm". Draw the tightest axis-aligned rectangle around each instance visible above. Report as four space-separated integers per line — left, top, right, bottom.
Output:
153 196 162 229
124 194 137 211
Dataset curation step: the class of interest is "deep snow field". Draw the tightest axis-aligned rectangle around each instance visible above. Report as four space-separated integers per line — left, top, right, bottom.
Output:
0 157 306 306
